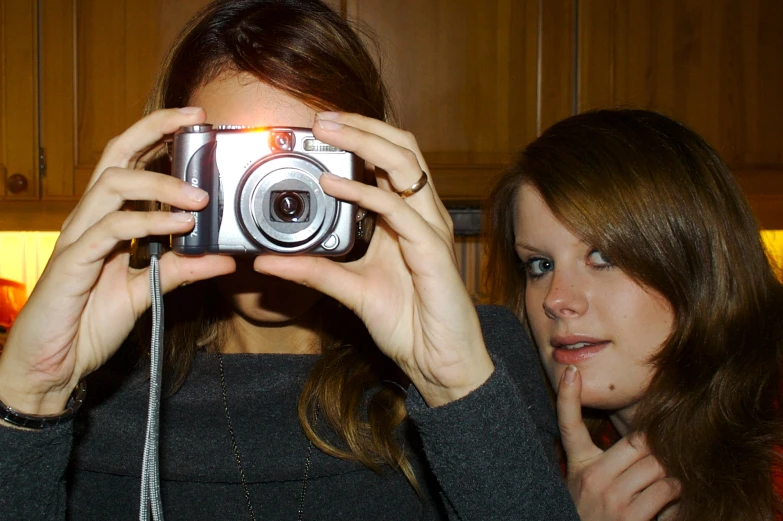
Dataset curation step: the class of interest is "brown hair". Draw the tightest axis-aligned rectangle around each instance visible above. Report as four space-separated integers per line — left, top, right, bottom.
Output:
136 0 416 488
484 109 783 520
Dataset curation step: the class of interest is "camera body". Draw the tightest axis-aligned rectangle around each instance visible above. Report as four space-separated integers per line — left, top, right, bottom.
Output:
170 124 361 256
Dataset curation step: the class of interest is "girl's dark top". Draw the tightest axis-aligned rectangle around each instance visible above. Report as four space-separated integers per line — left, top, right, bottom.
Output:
0 305 579 520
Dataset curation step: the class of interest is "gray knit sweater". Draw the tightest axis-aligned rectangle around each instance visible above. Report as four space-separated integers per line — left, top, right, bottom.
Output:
0 306 579 520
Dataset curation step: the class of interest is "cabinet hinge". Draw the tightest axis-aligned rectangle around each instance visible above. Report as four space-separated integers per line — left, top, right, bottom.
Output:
39 146 46 179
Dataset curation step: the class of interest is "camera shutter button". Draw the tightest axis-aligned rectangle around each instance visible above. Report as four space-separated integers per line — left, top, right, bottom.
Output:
321 234 340 251
182 124 213 133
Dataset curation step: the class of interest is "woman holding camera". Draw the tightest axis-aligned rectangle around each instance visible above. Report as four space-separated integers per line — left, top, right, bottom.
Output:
0 1 578 519
484 108 783 521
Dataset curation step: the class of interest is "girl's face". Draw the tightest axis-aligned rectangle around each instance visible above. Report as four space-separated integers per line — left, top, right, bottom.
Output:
189 72 325 324
513 184 673 431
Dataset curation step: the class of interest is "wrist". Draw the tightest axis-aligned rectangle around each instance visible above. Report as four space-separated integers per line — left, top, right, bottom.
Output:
414 351 495 407
0 386 74 416
0 357 76 416
0 380 86 429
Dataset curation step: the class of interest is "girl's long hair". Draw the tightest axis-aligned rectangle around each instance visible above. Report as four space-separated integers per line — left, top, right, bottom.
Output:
134 0 416 488
484 109 783 520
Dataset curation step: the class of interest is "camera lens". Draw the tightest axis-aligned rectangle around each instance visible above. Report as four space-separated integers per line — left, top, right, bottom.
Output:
270 131 294 151
272 191 307 222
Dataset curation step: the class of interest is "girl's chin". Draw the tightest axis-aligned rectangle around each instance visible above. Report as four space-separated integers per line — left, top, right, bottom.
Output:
548 368 635 411
230 287 326 326
238 308 310 325
576 387 638 413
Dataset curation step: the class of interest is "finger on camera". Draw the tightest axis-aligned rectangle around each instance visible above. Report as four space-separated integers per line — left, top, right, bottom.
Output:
59 211 197 269
319 173 449 258
315 112 453 229
324 181 456 281
557 366 601 463
59 169 208 250
134 141 168 171
318 113 437 186
89 107 205 190
316 122 430 193
30 213 195 316
361 169 456 258
313 120 440 206
629 477 681 521
143 252 236 300
319 113 428 164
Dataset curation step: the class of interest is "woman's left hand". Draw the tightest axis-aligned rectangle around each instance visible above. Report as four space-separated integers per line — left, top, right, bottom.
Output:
557 366 681 520
253 112 494 406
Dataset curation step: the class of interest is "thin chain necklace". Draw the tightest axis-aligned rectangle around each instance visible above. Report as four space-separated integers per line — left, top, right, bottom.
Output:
217 352 315 521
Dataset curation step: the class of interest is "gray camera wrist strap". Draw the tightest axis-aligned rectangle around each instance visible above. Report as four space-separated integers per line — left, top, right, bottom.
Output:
140 247 165 521
139 244 316 520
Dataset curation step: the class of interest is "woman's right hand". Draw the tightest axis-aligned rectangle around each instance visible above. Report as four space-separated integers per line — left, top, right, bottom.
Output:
0 108 236 418
557 365 681 521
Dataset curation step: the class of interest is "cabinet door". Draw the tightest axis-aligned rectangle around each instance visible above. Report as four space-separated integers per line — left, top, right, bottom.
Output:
577 0 783 228
0 0 38 202
39 0 211 203
345 0 547 202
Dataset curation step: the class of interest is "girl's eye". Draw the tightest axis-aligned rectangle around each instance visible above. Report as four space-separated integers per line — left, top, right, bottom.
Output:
588 249 614 268
525 257 554 278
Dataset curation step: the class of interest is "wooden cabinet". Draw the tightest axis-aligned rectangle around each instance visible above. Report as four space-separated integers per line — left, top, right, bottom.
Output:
0 0 211 230
0 0 38 203
39 0 212 206
1 0 781 230
345 0 543 202
573 0 783 228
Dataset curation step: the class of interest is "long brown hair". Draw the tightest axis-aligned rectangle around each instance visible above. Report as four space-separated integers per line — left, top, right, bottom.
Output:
484 109 783 520
136 0 417 488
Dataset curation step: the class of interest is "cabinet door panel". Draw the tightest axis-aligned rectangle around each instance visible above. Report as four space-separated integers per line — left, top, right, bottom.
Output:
577 0 783 227
1 0 38 201
40 0 211 201
346 0 541 202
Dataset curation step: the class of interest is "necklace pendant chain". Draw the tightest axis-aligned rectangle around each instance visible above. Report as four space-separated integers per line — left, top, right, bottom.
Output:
218 353 315 521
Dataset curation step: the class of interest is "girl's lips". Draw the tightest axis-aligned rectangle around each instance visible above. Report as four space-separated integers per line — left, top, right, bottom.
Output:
552 341 609 365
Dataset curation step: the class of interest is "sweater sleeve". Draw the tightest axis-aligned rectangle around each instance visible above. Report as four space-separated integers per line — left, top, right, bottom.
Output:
0 422 72 520
405 305 579 521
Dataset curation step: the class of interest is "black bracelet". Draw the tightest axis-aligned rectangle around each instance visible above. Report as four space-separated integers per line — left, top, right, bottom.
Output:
0 381 86 429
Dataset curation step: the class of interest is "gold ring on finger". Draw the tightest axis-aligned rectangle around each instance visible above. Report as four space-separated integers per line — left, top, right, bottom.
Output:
395 171 428 199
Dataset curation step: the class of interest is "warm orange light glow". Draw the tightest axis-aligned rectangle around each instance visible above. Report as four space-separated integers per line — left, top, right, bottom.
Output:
0 230 782 301
762 230 783 274
0 232 59 296
0 278 26 329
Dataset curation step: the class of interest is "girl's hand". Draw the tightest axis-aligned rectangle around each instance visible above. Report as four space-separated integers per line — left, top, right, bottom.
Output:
557 365 681 520
0 108 235 417
253 112 494 407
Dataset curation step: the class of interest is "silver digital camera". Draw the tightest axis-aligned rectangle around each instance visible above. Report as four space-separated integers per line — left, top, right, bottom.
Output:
170 124 362 255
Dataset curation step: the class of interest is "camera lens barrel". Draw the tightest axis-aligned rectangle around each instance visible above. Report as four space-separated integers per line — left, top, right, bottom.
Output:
272 191 308 222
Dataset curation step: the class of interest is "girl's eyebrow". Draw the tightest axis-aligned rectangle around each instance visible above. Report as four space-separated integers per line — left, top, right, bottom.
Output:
514 241 543 254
